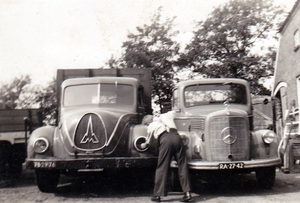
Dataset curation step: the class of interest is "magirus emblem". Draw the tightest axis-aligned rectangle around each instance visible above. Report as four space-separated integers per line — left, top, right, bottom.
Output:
74 113 107 150
80 116 100 144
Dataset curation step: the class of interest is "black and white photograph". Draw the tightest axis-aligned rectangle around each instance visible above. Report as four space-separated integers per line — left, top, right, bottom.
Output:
0 0 300 202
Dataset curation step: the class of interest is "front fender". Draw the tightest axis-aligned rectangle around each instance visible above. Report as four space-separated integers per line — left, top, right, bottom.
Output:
178 130 203 160
27 126 56 159
251 129 279 159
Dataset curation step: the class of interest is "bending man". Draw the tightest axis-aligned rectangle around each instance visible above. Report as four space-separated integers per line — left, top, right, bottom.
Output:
143 111 192 202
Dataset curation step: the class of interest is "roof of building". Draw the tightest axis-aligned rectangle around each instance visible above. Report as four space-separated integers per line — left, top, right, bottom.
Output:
279 0 300 32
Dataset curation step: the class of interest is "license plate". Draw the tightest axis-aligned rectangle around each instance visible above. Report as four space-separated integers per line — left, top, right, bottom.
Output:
219 162 244 169
34 161 56 168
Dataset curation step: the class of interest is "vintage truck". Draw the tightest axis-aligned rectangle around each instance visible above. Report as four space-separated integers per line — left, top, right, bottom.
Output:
26 68 158 192
0 109 41 181
26 69 281 192
163 78 281 189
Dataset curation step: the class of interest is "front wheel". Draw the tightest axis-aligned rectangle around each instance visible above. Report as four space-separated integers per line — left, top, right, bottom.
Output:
256 166 276 189
35 170 60 193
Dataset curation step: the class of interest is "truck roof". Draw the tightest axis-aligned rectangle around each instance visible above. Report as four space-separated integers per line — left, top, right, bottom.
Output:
61 77 140 88
175 78 249 88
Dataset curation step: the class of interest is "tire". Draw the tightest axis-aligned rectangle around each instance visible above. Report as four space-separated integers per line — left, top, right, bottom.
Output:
0 143 11 180
256 166 276 189
9 144 26 180
35 170 60 193
9 159 23 180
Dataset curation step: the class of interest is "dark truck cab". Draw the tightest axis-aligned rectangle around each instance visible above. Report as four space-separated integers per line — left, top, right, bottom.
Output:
26 69 157 192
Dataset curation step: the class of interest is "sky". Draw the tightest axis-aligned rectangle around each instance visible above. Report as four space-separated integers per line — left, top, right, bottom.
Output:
0 0 297 86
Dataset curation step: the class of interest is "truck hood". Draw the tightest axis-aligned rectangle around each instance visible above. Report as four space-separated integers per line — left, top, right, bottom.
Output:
59 108 135 152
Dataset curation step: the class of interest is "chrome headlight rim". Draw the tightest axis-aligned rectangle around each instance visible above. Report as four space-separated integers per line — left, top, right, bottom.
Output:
262 130 276 144
33 137 49 153
134 136 148 152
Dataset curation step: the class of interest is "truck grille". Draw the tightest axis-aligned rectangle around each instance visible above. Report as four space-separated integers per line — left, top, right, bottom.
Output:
209 116 249 161
190 118 205 131
74 113 107 151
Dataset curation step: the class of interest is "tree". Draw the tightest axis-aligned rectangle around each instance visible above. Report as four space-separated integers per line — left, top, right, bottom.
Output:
180 0 286 95
20 79 57 125
0 75 31 109
0 75 56 125
15 83 40 109
119 7 180 110
35 78 57 125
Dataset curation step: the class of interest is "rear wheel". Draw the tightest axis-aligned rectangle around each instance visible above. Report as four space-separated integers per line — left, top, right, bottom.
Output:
9 144 26 180
256 167 276 189
35 170 60 193
0 142 11 180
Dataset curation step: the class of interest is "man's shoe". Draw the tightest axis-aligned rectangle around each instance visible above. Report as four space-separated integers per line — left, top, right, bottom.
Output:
282 168 290 174
151 196 161 202
181 191 193 202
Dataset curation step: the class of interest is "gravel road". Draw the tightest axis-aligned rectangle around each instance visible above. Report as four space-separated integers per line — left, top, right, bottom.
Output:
0 166 300 203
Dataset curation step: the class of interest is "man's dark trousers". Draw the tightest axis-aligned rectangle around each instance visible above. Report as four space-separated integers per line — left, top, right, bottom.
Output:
153 128 191 197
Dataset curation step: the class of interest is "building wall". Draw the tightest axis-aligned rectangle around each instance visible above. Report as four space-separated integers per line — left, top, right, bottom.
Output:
274 2 300 109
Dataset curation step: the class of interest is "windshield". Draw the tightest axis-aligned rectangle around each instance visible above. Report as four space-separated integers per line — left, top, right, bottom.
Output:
63 83 134 108
184 83 247 107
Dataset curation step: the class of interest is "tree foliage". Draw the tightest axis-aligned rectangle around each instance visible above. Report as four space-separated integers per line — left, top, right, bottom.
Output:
0 75 31 109
16 78 58 125
180 0 285 95
119 7 180 110
35 78 57 125
0 76 57 125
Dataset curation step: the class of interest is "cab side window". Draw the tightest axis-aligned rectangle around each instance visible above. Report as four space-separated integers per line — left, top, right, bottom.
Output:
138 86 145 107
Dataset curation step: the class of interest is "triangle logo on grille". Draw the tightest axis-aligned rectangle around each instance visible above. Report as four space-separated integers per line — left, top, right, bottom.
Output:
80 116 100 144
74 113 107 151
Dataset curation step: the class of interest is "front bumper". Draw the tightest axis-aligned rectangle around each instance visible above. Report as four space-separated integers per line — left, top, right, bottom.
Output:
171 157 282 170
26 157 157 171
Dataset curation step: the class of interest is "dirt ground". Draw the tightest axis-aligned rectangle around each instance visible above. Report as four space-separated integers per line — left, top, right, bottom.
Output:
0 167 300 202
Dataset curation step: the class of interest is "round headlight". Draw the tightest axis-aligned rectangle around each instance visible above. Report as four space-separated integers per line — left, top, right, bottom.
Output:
262 131 276 144
33 138 49 153
194 145 201 154
134 136 148 152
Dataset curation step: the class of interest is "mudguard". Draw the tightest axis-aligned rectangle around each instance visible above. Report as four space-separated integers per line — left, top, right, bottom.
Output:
27 126 56 159
250 129 279 159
